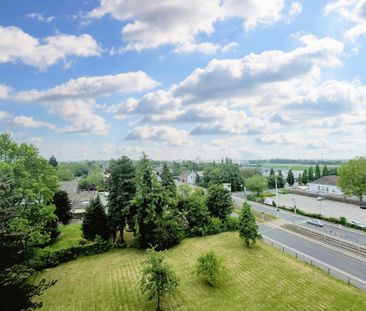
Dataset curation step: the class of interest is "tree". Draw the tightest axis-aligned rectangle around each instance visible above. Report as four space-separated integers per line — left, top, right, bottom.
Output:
48 155 58 168
269 168 275 176
287 169 294 186
133 154 181 249
315 163 321 180
0 134 58 310
57 167 74 181
177 185 211 236
238 202 259 247
245 175 268 195
196 251 225 287
322 165 329 176
297 173 302 185
107 156 135 244
338 158 366 202
301 170 308 185
308 167 314 181
53 191 72 225
206 184 233 219
140 249 180 311
82 196 110 240
160 162 176 197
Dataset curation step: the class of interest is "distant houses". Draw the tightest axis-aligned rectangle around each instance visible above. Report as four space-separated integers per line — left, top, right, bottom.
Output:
308 176 342 195
179 171 203 185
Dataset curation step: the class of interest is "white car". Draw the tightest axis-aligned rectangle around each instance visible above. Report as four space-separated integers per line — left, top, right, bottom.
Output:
350 220 366 229
307 219 324 227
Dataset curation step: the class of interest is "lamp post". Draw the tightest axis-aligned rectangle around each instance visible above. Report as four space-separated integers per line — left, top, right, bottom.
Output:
275 175 279 218
292 197 297 214
317 194 323 215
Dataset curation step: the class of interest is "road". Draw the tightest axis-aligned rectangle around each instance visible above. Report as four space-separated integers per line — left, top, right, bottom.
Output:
259 223 366 282
232 194 366 283
232 194 366 247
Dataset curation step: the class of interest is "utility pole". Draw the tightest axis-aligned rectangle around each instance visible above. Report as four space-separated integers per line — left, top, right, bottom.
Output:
275 175 279 218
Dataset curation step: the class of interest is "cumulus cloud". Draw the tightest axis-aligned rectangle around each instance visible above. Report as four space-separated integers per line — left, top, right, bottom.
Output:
88 0 288 53
287 2 303 22
173 35 344 104
125 125 190 145
6 116 56 130
0 26 101 69
16 71 158 135
324 0 366 41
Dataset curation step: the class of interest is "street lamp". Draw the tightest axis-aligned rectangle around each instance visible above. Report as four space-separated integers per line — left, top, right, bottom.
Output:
316 195 323 215
292 197 297 214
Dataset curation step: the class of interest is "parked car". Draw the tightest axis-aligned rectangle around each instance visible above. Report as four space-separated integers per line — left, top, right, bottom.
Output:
307 219 324 227
350 220 366 229
360 202 366 209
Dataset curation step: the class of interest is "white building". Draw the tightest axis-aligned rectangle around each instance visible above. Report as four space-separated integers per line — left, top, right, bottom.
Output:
308 176 343 195
179 171 198 185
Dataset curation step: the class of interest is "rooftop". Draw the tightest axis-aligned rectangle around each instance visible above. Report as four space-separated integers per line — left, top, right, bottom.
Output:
310 175 338 186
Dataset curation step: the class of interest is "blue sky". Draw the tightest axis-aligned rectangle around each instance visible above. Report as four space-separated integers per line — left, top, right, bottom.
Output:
1 0 366 161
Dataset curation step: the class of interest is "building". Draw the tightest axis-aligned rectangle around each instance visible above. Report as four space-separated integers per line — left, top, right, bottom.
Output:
179 171 198 185
308 176 343 195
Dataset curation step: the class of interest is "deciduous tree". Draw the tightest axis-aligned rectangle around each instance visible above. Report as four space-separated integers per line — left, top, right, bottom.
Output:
245 175 268 195
140 249 180 311
196 251 225 287
338 158 366 202
206 184 233 219
238 202 259 247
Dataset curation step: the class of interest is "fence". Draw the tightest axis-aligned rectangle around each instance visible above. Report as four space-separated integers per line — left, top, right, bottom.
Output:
262 235 366 291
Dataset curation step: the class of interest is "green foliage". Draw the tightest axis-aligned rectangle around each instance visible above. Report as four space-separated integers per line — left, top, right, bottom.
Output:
53 191 72 225
107 156 136 243
82 196 110 241
79 170 104 191
267 174 285 189
239 202 259 247
196 251 225 287
177 186 211 236
206 184 233 219
240 167 260 178
48 155 58 168
315 163 321 180
286 169 294 186
140 249 180 311
57 167 74 181
245 175 268 195
308 167 314 182
160 162 177 197
301 170 308 185
322 165 329 177
338 158 366 200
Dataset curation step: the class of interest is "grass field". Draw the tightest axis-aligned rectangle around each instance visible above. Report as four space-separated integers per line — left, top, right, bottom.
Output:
36 232 366 311
50 223 82 250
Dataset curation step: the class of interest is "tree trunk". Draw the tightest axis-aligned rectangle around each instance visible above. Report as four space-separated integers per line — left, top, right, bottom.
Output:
157 296 161 311
119 224 124 243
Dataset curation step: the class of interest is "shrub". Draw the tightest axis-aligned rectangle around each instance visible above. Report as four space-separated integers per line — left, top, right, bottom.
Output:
196 251 225 287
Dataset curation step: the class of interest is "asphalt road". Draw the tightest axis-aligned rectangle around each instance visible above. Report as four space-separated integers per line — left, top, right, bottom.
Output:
259 223 366 282
233 195 366 247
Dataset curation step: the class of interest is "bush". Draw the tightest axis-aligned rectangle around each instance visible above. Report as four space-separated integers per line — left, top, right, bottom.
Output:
196 251 225 287
32 238 112 270
222 216 238 231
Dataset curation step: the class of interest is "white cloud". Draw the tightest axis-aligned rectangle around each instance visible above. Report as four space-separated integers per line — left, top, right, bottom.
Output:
0 26 101 69
26 13 55 23
287 2 303 22
16 71 158 135
324 0 366 41
0 84 11 99
88 0 287 53
6 115 56 130
125 125 190 145
174 42 239 55
173 35 343 104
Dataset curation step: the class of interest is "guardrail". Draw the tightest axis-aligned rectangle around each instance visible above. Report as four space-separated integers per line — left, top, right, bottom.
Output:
262 235 366 292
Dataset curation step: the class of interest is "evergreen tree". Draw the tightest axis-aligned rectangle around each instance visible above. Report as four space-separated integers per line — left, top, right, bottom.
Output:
287 169 294 186
298 173 302 185
278 170 283 177
315 163 321 180
322 165 329 176
48 155 58 168
82 196 110 241
160 162 176 197
107 156 135 243
206 184 233 219
53 190 72 225
238 202 259 247
269 168 275 176
301 170 308 185
140 249 180 311
308 167 314 182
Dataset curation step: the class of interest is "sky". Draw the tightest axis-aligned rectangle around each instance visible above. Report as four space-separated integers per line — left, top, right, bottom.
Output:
1 0 366 161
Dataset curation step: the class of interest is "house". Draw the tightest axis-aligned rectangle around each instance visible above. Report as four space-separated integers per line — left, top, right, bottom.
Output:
179 171 198 185
308 176 343 195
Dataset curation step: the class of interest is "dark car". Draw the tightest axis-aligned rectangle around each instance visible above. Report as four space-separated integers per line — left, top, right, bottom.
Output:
361 202 366 209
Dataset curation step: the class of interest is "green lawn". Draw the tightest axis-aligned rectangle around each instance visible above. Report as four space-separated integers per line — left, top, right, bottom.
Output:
50 223 82 250
36 232 366 311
